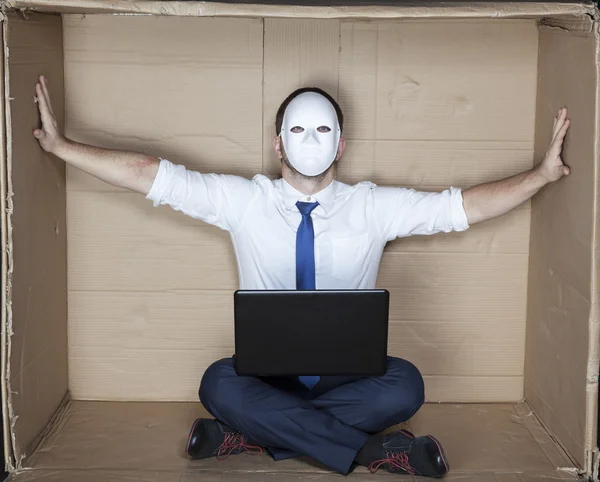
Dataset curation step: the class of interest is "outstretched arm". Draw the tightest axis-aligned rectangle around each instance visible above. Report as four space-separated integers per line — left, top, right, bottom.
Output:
463 108 571 225
33 75 159 195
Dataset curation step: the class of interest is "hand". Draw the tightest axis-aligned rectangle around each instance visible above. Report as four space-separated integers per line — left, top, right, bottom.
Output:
538 107 571 183
33 75 65 154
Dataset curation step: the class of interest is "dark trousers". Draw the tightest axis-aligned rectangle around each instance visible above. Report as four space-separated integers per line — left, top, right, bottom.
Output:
199 356 425 475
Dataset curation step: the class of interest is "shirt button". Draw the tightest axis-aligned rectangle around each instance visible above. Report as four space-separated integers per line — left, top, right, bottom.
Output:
307 197 312 201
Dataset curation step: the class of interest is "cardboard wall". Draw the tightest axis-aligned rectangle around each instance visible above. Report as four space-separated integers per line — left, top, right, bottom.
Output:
64 15 263 401
4 13 67 462
337 18 537 403
64 15 538 403
525 26 599 470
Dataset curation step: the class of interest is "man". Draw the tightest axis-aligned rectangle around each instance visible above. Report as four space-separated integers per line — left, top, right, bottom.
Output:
33 75 570 478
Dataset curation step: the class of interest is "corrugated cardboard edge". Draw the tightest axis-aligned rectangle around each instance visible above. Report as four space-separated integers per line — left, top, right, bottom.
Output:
0 7 11 474
0 10 16 473
3 0 598 19
588 19 600 482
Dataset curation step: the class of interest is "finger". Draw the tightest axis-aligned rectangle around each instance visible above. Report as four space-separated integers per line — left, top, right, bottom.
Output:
33 128 46 140
563 165 571 176
40 76 55 117
553 117 570 143
550 122 570 158
35 83 54 128
553 110 565 137
557 118 570 139
41 77 55 116
35 83 49 114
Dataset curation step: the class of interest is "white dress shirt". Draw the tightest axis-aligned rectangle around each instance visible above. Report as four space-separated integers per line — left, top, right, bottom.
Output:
147 159 470 290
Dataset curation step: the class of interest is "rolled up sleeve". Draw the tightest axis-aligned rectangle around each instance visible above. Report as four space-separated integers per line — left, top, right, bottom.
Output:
146 158 177 207
146 158 255 232
372 185 470 241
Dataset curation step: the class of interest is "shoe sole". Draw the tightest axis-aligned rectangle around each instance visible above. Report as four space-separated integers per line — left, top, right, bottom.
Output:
426 435 450 476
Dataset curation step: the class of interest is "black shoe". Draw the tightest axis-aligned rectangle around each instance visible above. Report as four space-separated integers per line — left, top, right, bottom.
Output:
368 431 449 478
185 418 263 460
396 428 415 439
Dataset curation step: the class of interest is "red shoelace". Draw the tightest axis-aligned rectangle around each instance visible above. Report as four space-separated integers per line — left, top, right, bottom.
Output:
217 432 264 460
368 451 416 475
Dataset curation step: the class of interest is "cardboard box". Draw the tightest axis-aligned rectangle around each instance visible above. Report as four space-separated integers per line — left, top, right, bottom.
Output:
1 1 599 480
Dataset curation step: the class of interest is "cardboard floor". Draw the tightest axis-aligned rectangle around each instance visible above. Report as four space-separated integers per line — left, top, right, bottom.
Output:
6 401 580 481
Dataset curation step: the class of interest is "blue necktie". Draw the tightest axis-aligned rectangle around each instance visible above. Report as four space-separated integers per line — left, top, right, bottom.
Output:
296 201 320 389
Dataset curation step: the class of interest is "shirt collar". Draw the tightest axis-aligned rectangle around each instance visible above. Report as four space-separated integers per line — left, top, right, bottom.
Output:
280 177 337 212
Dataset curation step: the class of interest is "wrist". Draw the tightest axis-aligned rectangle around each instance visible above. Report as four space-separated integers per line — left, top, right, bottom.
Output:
531 164 552 187
51 136 71 158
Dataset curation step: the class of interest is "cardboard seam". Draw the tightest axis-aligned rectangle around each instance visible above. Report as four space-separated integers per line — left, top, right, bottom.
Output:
516 402 581 475
0 13 17 472
23 394 71 462
524 382 585 473
519 25 541 403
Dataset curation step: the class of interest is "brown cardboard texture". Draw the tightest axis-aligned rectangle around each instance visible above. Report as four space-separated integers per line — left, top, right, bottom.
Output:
0 2 599 481
2 11 67 470
526 24 600 475
6 0 597 19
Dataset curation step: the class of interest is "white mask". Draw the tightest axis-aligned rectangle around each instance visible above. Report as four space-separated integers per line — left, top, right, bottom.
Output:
280 92 341 177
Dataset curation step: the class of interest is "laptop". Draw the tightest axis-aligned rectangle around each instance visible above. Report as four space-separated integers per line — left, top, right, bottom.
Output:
233 289 389 377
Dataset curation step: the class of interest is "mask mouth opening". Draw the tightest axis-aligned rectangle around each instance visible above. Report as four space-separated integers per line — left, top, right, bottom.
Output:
298 146 326 152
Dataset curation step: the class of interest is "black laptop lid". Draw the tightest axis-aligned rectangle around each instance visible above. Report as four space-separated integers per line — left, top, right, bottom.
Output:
234 289 389 377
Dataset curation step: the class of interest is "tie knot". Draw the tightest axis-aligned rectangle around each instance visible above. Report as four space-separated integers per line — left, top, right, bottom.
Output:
296 201 319 216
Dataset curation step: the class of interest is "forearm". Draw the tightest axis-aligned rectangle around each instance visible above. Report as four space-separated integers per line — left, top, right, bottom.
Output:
462 167 548 224
53 138 160 195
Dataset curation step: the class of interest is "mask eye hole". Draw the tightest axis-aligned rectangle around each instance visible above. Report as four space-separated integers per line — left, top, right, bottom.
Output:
317 126 331 133
290 126 304 133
